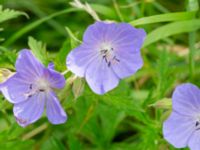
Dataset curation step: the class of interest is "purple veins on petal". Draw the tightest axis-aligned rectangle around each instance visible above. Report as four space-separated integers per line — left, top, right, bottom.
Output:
15 49 44 80
172 83 200 116
85 57 119 95
163 83 200 150
163 111 195 148
1 49 67 127
66 21 146 94
46 92 67 124
188 130 200 150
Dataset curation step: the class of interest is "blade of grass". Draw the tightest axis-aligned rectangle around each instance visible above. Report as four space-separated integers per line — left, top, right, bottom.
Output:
152 1 170 13
130 11 196 26
143 19 200 47
188 0 198 80
112 0 124 21
188 32 196 80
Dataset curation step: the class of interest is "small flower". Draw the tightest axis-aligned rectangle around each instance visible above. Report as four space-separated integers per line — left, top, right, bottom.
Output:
163 83 200 150
67 21 146 94
1 50 67 127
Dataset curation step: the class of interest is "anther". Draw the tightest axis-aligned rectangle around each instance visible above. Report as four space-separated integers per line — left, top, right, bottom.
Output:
103 55 108 63
39 89 45 92
113 56 120 62
101 49 108 54
196 121 200 127
108 62 111 67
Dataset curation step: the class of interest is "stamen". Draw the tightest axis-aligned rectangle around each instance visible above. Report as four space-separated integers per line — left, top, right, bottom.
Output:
195 121 200 130
196 121 199 127
100 49 108 54
103 55 108 63
100 47 120 67
28 95 32 98
113 56 120 62
108 62 111 67
39 89 45 92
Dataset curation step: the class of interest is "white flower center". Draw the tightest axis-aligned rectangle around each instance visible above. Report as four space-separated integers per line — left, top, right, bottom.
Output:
99 42 120 67
36 78 50 92
24 78 50 98
100 43 113 52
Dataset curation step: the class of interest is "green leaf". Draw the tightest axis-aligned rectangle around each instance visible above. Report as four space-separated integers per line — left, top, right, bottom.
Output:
101 94 144 118
28 37 48 65
130 11 196 26
0 140 34 150
0 48 17 68
0 5 28 23
41 136 65 150
55 39 71 70
143 19 200 47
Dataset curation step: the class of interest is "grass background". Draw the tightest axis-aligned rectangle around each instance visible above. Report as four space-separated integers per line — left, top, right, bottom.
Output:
0 0 200 149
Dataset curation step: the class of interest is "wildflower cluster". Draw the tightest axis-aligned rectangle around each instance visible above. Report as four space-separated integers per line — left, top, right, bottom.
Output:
0 21 146 127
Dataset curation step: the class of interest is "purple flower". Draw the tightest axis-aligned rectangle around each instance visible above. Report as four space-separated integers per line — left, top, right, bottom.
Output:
67 22 146 94
163 83 200 150
1 50 67 127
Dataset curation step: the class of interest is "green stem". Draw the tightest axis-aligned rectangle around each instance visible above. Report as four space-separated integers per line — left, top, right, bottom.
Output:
187 0 198 80
61 69 70 75
22 123 48 140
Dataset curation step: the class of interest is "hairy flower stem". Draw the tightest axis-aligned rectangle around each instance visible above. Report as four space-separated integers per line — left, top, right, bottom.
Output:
61 69 70 75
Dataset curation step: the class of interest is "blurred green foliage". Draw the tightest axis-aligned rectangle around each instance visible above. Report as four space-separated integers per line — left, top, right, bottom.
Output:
0 0 200 149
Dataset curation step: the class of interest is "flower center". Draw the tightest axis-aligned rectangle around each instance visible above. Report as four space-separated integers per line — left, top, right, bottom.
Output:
36 78 50 91
99 43 120 67
25 78 50 98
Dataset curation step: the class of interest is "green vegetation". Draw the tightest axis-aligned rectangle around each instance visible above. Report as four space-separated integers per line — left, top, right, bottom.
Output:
0 0 199 149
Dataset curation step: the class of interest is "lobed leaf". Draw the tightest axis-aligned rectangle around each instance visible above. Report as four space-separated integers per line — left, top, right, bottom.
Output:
0 5 28 23
28 37 48 66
